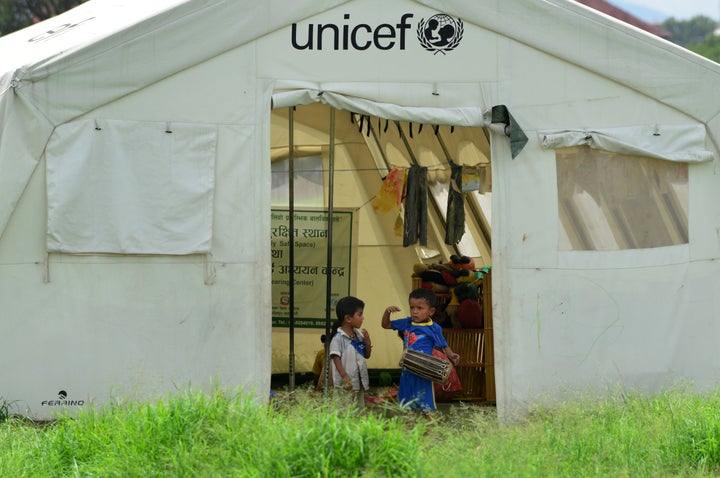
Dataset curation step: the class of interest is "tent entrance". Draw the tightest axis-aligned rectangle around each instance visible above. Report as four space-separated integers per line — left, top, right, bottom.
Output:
268 103 494 402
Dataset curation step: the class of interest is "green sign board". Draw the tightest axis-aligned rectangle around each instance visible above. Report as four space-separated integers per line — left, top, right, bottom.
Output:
271 209 352 328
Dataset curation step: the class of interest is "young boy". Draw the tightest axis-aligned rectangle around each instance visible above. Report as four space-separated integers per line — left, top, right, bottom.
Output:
382 288 460 411
329 296 372 406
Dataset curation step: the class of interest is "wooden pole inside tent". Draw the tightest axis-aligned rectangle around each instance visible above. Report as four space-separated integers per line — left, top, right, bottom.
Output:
323 106 336 394
288 107 296 392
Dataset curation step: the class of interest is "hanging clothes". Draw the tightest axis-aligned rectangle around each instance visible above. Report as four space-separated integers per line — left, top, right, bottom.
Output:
371 167 406 214
445 162 465 245
403 165 428 247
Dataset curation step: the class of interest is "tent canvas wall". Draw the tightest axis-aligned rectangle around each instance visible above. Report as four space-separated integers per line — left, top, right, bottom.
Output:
1 0 720 419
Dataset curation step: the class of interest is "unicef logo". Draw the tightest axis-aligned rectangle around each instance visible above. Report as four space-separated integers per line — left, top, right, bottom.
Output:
417 14 464 55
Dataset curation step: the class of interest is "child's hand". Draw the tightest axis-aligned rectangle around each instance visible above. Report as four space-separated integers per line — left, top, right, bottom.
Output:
342 377 353 390
360 329 370 341
384 306 401 315
447 352 460 365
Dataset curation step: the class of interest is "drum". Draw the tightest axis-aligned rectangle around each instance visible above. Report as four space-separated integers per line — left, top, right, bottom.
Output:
399 349 452 384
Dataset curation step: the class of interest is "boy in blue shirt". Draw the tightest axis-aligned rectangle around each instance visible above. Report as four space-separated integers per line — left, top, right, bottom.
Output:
382 288 460 411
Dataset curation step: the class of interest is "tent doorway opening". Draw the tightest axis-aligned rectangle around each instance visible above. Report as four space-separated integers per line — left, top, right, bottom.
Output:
269 102 495 403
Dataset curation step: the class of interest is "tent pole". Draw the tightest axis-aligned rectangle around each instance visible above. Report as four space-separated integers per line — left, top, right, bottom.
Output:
323 106 336 395
288 107 296 392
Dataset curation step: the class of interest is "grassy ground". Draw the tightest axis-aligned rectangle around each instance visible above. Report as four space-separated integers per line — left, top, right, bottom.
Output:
2 386 720 477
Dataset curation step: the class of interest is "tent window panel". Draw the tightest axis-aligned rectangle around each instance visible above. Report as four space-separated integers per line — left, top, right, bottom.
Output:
556 146 688 251
46 119 216 254
271 155 324 207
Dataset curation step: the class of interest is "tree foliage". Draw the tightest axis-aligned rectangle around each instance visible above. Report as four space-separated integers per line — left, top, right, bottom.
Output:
0 0 88 36
687 35 720 63
658 15 720 63
662 15 717 47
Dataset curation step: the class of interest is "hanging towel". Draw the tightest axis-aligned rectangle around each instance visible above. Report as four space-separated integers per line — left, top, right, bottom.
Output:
372 167 406 214
461 166 480 192
445 162 465 245
403 165 428 247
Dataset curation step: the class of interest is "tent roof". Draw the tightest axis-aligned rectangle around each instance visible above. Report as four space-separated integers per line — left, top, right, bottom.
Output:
2 0 719 121
2 0 718 117
1 0 720 236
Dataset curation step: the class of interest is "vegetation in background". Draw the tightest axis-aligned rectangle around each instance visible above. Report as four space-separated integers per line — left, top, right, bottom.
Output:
662 15 718 46
686 34 720 63
0 0 88 36
658 15 720 63
4 387 720 476
0 396 11 422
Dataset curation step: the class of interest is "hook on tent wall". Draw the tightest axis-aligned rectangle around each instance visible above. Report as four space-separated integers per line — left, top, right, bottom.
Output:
94 119 102 131
165 122 173 134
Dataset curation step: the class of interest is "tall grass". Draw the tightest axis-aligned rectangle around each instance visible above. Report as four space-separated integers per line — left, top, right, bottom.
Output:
0 396 11 422
4 387 720 476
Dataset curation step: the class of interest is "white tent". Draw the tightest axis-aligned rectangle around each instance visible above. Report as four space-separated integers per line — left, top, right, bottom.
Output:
2 0 720 419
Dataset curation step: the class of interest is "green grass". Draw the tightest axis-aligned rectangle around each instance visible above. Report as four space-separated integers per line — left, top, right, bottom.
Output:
4 387 720 476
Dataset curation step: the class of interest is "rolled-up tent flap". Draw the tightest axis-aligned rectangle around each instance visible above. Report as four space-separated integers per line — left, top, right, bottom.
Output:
270 88 533 158
271 87 485 127
538 124 714 163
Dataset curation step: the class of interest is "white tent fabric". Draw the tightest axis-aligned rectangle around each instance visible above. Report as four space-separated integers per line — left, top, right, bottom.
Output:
538 124 714 163
46 119 216 254
0 0 349 241
3 0 720 420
